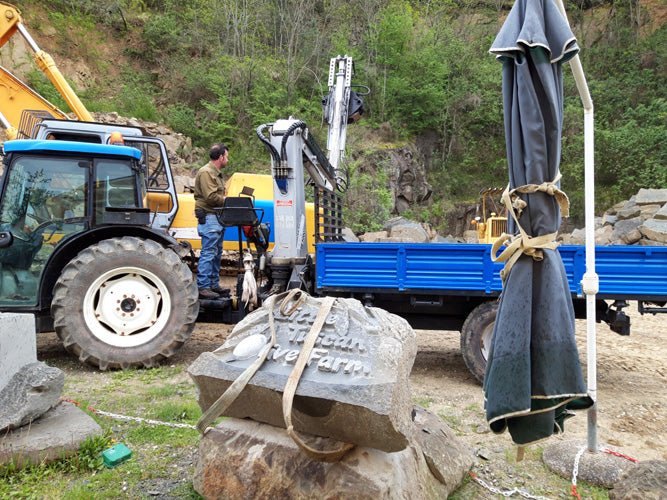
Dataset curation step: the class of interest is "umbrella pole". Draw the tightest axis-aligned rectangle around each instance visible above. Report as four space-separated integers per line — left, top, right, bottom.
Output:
553 0 599 453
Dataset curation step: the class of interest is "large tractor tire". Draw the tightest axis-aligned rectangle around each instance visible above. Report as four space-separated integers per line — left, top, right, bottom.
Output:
51 236 199 370
460 301 498 384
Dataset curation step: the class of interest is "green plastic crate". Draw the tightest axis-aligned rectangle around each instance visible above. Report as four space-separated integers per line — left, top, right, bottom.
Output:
102 443 132 468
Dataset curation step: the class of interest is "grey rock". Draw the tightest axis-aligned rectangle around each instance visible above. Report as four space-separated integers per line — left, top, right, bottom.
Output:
341 227 359 242
543 440 636 488
654 203 667 221
193 408 473 500
609 460 667 500
639 204 662 220
432 235 460 244
595 224 614 245
189 294 417 453
463 230 479 244
0 362 65 431
612 217 643 245
602 213 617 226
616 205 642 221
569 228 586 245
359 231 388 242
411 405 474 489
383 217 430 243
635 188 667 206
639 218 667 244
637 238 664 246
0 402 102 469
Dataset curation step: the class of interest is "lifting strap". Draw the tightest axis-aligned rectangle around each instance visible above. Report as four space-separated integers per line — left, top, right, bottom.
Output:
196 289 355 462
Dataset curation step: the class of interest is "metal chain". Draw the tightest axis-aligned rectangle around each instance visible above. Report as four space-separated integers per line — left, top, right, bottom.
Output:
62 398 196 430
571 445 586 488
470 472 554 500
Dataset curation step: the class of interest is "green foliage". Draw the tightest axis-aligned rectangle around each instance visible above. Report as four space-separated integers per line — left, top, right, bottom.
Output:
343 156 394 234
14 0 666 223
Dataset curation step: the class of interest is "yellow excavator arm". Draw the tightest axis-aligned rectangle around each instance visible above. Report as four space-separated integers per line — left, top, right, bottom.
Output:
0 1 92 138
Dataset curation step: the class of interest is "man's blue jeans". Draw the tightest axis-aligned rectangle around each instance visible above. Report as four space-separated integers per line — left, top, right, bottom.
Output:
197 213 225 290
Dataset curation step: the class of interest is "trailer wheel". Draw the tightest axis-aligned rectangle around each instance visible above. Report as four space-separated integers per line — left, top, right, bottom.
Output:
460 301 498 383
51 237 199 370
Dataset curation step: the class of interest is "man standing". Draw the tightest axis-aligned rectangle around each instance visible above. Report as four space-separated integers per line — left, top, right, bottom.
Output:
194 143 228 299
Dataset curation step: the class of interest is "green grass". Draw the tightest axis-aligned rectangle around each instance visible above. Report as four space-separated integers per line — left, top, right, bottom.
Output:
1 365 204 499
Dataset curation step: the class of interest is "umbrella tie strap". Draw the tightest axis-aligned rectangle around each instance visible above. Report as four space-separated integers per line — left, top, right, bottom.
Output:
492 173 569 282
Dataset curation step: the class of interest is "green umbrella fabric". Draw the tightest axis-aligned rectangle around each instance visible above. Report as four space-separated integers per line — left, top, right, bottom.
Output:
484 0 593 446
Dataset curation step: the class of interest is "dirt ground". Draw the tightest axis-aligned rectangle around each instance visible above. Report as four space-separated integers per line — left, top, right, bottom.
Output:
34 302 665 498
165 304 666 463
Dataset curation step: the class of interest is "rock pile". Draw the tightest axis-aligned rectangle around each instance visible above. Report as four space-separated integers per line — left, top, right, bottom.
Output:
0 313 101 469
188 292 474 499
353 189 667 247
558 188 667 246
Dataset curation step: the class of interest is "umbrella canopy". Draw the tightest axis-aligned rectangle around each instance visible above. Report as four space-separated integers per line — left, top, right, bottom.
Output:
484 0 593 446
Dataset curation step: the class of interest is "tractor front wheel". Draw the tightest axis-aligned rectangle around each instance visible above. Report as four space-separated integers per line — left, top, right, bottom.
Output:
52 237 199 370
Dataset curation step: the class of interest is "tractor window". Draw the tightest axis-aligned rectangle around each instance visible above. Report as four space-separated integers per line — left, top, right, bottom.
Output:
0 156 88 306
93 160 143 224
124 139 176 217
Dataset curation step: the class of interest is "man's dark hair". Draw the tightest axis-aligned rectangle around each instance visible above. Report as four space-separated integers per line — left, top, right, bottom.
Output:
210 143 229 160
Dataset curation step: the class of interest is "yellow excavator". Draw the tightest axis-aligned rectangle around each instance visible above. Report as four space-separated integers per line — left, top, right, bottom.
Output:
0 1 92 138
471 187 507 244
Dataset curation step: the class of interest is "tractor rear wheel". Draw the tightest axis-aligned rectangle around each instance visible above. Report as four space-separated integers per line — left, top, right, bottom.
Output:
460 301 498 383
51 236 199 370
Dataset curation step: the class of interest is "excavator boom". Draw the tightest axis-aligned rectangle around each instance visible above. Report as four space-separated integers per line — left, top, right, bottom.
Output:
0 1 92 138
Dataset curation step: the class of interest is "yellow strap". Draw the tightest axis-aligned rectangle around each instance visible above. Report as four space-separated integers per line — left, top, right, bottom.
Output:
282 295 356 462
491 173 569 282
198 290 355 462
196 290 300 434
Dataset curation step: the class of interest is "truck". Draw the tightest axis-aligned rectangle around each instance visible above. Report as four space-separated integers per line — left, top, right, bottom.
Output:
314 242 667 381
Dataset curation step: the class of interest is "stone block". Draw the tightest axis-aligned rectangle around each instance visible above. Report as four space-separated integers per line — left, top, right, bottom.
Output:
193 407 474 500
616 205 641 221
609 460 667 500
189 294 417 453
612 217 643 245
654 203 667 221
463 230 479 244
640 204 661 220
639 219 667 244
635 188 667 206
0 362 65 430
359 231 388 242
387 222 429 243
595 224 614 245
341 227 359 242
0 313 36 390
0 402 102 469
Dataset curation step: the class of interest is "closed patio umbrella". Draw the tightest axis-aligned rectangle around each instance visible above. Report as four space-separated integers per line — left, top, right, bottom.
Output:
484 0 593 447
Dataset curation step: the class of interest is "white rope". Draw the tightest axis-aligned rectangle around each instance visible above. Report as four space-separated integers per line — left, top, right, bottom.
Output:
93 408 197 430
470 472 554 500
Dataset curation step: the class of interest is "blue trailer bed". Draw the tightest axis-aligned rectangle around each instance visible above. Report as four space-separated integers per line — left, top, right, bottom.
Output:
316 243 667 301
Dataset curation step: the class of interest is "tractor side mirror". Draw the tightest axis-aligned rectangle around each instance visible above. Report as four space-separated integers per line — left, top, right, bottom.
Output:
0 231 14 248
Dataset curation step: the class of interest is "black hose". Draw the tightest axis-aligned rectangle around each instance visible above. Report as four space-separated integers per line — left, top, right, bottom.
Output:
279 120 307 164
256 123 281 167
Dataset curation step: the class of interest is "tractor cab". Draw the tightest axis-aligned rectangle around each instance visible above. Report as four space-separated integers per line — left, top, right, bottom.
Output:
0 139 144 306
